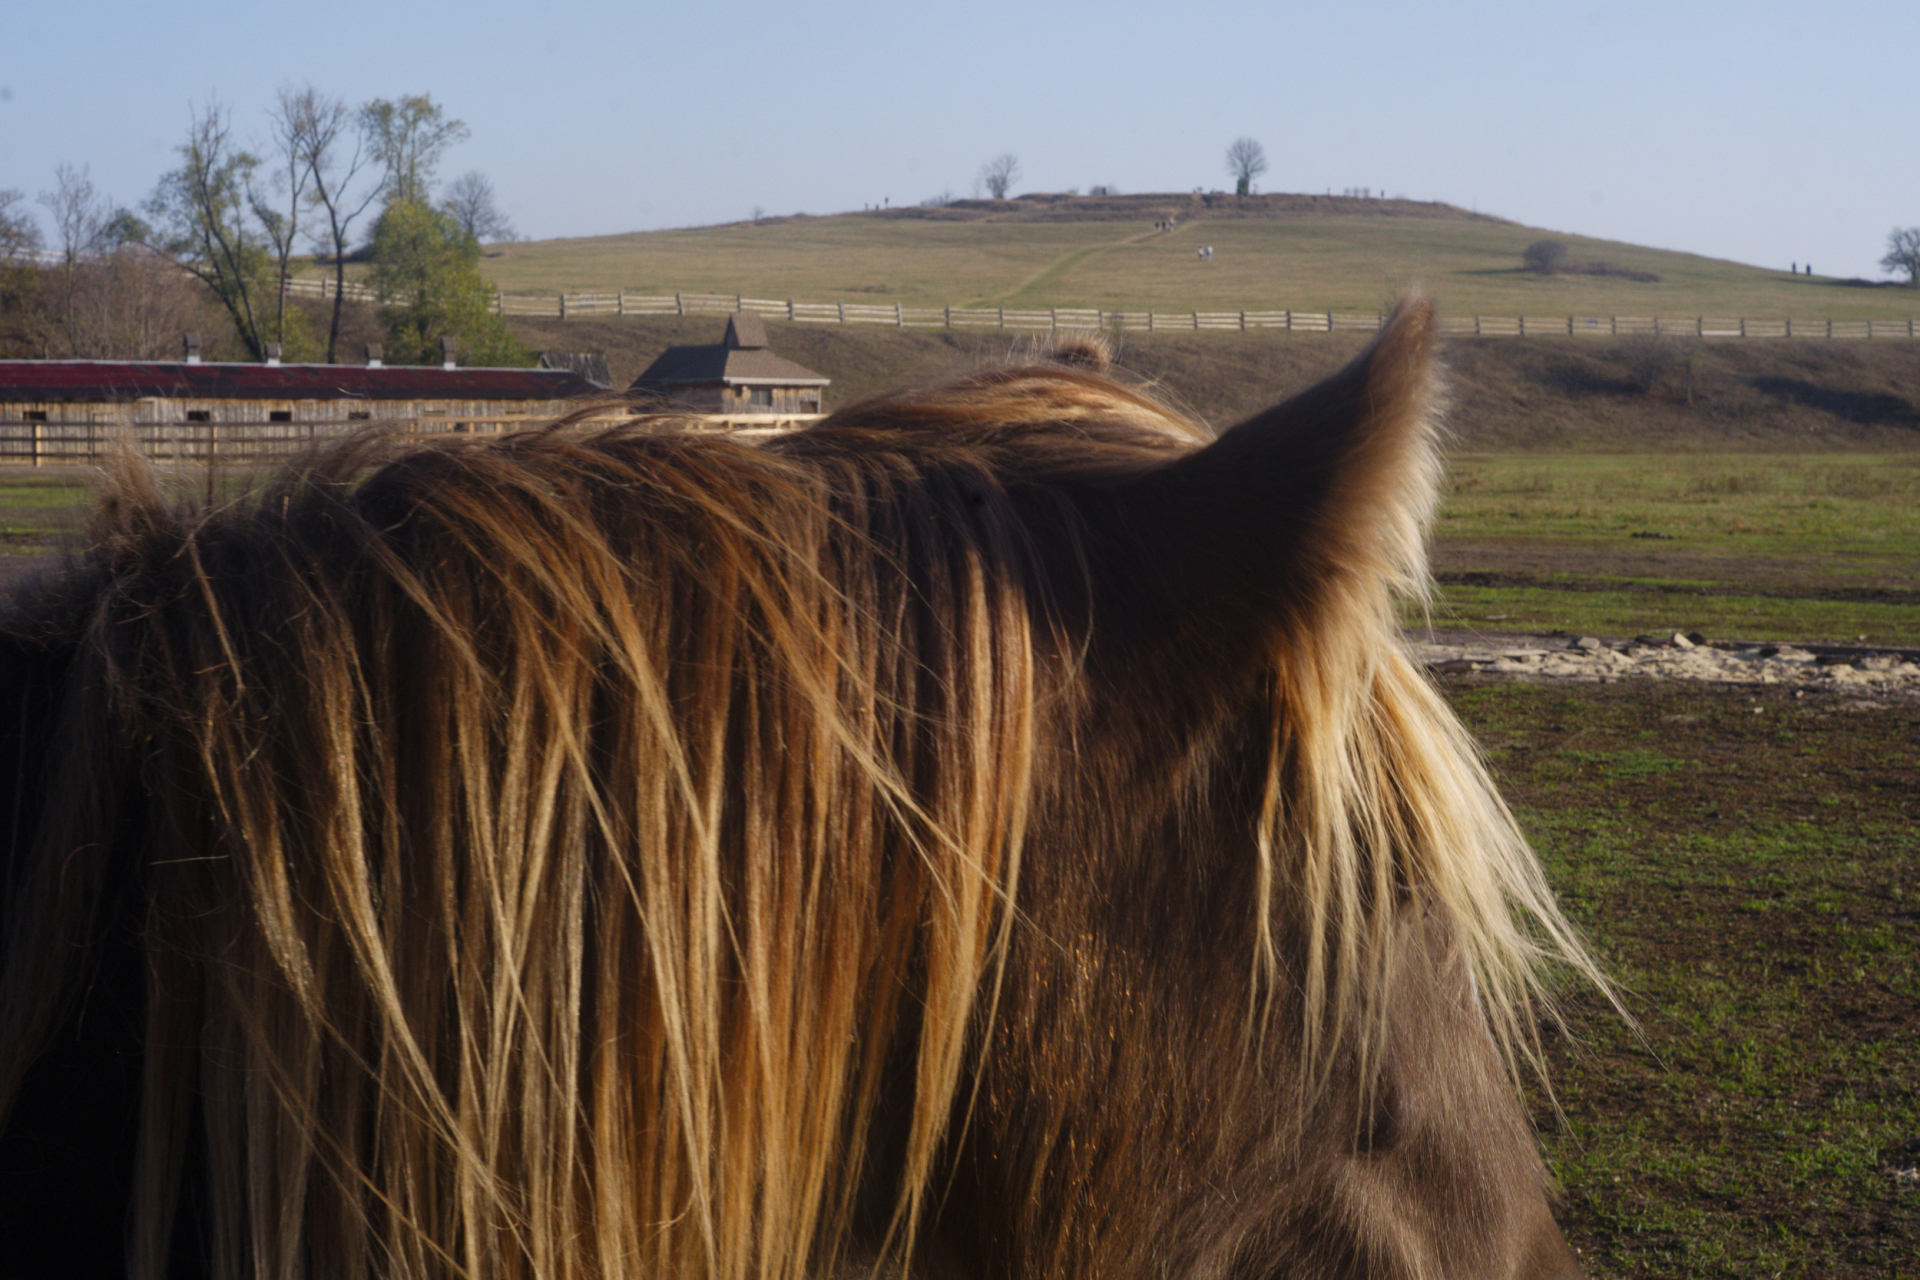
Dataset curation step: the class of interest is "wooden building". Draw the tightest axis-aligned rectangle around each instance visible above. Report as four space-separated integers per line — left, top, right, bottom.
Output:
0 343 603 465
629 313 829 417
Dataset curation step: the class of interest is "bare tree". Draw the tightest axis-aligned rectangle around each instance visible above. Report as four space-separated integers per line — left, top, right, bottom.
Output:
361 94 469 208
38 165 111 264
253 89 322 352
38 166 116 353
59 246 214 359
1225 138 1267 195
1882 226 1920 287
148 100 273 359
0 189 41 261
441 170 515 243
0 190 45 357
978 154 1020 200
285 86 382 362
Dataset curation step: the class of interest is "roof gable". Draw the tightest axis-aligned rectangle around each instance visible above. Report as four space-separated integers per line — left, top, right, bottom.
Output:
724 313 768 350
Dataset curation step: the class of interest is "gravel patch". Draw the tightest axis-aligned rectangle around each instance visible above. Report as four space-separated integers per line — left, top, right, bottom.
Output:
1411 629 1920 697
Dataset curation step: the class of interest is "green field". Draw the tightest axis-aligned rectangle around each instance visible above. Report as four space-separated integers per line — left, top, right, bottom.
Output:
447 201 1920 321
1451 680 1919 1278
1420 453 1920 643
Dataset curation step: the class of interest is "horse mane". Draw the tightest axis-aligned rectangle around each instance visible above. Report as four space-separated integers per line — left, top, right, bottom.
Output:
0 304 1603 1279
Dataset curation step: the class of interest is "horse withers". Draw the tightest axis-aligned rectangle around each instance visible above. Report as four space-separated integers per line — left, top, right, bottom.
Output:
0 300 1601 1279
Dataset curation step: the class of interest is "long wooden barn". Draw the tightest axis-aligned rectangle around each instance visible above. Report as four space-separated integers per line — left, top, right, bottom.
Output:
0 347 605 465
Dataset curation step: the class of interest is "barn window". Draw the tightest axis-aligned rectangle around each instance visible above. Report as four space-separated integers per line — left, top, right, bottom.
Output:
348 410 371 421
269 410 293 422
748 387 773 409
23 410 47 422
186 410 211 423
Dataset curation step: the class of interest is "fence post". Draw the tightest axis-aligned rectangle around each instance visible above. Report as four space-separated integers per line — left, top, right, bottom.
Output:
998 307 1004 328
1240 310 1246 331
559 293 567 321
1283 310 1291 331
736 295 743 312
676 292 684 316
1519 316 1526 337
945 305 951 328
1191 312 1199 330
1325 311 1333 332
1567 315 1574 336
789 299 796 321
898 303 904 327
1696 315 1703 336
617 291 625 317
839 301 846 323
1826 319 1832 338
1147 311 1154 331
495 289 503 315
1740 317 1747 338
1610 316 1617 336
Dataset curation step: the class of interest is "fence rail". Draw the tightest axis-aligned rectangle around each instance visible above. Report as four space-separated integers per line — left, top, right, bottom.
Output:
0 409 832 466
459 288 1917 340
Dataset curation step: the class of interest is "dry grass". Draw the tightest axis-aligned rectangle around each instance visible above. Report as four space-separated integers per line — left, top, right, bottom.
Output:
434 205 1920 320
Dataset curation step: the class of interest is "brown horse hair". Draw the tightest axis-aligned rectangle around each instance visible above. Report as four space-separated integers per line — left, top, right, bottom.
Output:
0 299 1606 1279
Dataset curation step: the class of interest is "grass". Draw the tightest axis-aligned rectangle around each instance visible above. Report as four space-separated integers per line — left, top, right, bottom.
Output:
0 474 93 555
1438 454 1920 564
1418 453 1920 644
1446 680 1919 1278
355 205 1920 321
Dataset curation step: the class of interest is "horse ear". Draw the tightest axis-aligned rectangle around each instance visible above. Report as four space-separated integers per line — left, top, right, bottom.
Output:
1119 297 1442 648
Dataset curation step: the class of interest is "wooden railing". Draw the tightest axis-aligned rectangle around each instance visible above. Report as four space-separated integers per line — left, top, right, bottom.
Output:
0 411 829 466
274 276 1917 340
484 290 1920 340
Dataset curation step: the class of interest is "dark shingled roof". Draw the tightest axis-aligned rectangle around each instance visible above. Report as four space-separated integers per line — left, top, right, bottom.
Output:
630 314 829 393
0 361 602 403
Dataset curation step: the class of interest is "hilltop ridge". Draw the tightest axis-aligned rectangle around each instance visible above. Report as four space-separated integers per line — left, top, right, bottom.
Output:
839 190 1514 227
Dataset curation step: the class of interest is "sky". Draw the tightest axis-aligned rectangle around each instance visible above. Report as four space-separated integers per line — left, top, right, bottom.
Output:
5 0 1916 284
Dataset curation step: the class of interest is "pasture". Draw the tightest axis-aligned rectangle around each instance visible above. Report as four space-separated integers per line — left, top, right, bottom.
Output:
456 201 1920 321
1426 453 1920 644
1456 678 1919 1278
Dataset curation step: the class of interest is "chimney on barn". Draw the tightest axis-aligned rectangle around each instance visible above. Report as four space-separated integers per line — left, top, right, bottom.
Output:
183 333 202 365
265 342 282 367
365 343 383 369
441 337 458 370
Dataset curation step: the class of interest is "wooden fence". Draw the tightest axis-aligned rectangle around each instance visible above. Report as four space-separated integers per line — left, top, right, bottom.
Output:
278 277 1917 340
487 289 1920 340
0 410 827 466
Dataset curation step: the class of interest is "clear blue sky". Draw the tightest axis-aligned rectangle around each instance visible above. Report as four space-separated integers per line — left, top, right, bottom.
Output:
6 0 1915 283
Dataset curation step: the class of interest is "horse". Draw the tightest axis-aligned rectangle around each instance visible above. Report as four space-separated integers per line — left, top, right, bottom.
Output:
0 299 1603 1279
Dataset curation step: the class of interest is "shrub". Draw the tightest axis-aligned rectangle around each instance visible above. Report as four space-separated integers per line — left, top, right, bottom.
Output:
1522 239 1568 274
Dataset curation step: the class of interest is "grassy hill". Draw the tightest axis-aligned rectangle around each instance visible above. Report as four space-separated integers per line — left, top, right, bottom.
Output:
474 192 1920 321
